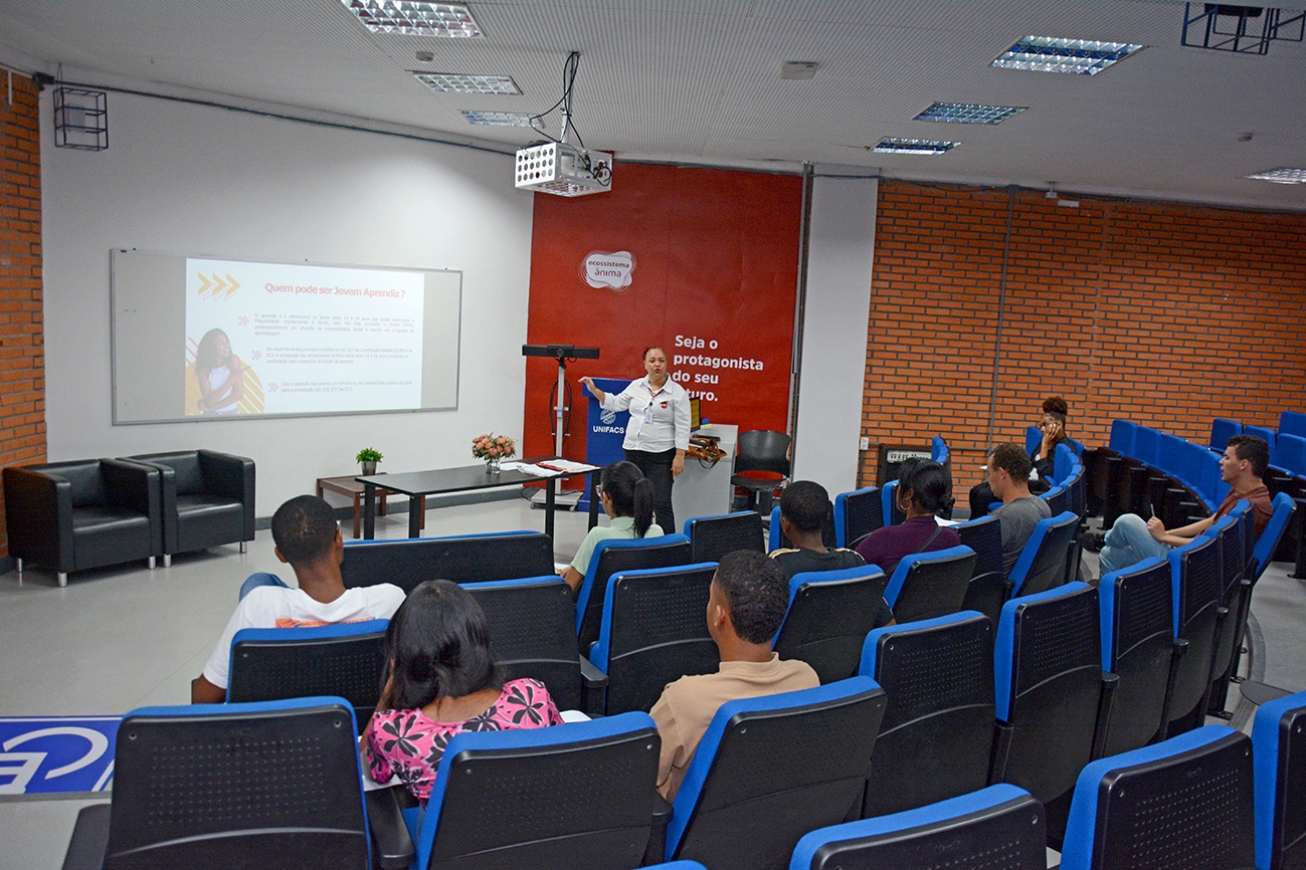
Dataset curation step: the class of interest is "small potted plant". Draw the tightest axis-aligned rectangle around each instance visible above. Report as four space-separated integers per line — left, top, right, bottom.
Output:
356 447 383 476
471 433 516 473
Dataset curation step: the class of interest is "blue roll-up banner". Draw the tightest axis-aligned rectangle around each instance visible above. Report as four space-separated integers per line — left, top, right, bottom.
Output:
0 716 120 794
579 377 631 512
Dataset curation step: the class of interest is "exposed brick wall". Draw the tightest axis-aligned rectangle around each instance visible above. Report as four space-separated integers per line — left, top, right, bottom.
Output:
863 181 1306 493
0 73 47 556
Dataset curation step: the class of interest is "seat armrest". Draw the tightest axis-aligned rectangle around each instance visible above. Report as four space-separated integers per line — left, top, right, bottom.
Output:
3 466 75 568
988 721 1013 786
365 785 416 870
1091 671 1120 760
579 654 609 688
641 793 673 866
580 654 609 718
61 803 111 870
199 450 256 538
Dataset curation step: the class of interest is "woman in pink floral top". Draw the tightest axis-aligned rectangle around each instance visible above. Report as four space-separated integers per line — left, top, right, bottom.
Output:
364 580 563 803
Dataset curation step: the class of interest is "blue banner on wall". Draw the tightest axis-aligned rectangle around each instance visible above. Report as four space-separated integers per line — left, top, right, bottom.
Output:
0 716 120 794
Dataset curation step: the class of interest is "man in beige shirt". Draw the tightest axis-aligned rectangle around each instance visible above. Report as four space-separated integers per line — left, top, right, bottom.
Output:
650 549 819 800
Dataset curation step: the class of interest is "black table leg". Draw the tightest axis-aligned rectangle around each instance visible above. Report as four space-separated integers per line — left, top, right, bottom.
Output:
408 493 423 539
588 471 600 530
363 482 376 539
545 476 557 540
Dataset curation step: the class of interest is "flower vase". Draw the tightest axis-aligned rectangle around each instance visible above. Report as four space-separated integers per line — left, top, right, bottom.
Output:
485 457 501 474
361 461 378 476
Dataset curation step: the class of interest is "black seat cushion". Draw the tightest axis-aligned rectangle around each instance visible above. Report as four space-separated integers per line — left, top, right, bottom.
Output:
174 494 245 553
72 507 152 569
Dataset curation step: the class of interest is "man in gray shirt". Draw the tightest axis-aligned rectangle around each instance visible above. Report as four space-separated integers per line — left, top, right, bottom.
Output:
987 442 1052 574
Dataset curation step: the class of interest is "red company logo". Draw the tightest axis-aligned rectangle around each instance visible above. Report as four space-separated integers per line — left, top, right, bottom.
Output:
580 251 635 291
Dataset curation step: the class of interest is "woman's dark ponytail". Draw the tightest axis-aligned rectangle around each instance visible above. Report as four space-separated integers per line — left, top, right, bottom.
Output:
632 477 655 538
601 460 656 537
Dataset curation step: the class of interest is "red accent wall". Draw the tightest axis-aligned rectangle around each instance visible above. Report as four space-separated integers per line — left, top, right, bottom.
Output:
524 162 803 465
0 74 47 556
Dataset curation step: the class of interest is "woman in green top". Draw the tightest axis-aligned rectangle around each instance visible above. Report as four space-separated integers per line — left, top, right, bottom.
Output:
561 461 664 592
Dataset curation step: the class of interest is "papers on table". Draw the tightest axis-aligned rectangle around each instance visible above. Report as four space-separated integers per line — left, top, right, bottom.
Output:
535 459 600 473
499 461 562 477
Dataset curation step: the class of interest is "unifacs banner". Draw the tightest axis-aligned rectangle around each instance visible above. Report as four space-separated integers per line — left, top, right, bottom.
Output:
523 163 803 466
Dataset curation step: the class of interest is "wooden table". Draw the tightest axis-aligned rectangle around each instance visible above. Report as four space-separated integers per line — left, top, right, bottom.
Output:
316 474 425 539
356 459 599 541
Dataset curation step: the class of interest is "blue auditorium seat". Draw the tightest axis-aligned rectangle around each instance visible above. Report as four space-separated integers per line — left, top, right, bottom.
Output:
858 611 995 817
412 713 661 870
227 619 388 733
1252 688 1306 870
341 529 554 592
683 510 764 563
1008 510 1079 597
664 678 886 870
882 544 976 623
1096 557 1173 756
832 485 882 548
575 533 692 651
588 562 719 715
773 563 889 683
1061 725 1254 870
789 784 1044 870
1163 535 1222 736
463 576 607 714
60 697 405 870
991 582 1113 843
955 515 1009 625
1211 417 1243 451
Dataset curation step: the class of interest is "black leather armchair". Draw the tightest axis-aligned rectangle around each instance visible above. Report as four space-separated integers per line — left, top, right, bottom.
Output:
3 459 162 586
127 450 255 563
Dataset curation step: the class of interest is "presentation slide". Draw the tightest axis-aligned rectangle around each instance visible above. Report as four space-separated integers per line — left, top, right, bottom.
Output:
111 251 461 424
185 258 425 416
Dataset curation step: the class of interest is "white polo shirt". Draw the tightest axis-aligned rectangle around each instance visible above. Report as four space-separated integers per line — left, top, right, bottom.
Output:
602 376 692 453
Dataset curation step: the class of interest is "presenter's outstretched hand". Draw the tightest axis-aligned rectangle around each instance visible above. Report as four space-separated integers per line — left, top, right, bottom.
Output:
580 377 605 403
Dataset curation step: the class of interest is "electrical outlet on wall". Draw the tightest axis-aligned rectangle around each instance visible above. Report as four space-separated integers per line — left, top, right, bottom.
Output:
859 437 870 451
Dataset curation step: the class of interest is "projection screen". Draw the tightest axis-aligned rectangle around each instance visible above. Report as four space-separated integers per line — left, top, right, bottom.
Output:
110 250 461 424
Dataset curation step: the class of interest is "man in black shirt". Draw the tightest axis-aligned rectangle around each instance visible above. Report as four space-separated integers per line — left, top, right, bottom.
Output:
768 480 894 627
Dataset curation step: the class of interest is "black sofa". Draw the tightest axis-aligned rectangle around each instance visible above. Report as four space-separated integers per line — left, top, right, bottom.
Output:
3 459 162 586
126 450 255 564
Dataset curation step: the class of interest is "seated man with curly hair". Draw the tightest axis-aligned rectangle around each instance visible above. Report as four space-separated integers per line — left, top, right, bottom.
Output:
649 550 820 800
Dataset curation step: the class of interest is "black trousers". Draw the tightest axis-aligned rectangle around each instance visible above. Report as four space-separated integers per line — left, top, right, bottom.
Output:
625 447 677 534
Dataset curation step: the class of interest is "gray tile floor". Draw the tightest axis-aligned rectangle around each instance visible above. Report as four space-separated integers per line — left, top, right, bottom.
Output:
1 496 1303 869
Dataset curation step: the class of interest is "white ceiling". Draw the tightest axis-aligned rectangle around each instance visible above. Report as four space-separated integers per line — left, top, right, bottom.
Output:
2 0 1305 209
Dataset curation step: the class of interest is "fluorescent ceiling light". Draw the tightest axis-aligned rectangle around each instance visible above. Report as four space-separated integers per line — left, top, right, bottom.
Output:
341 1 482 37
915 102 1026 124
1245 167 1306 184
992 36 1144 75
462 110 536 127
414 73 520 94
872 138 959 155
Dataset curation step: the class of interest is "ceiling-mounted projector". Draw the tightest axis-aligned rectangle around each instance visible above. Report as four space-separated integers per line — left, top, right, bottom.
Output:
514 51 612 197
515 142 612 197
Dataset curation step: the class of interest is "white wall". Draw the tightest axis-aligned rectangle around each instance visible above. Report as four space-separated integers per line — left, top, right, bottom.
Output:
41 85 534 516
792 175 878 498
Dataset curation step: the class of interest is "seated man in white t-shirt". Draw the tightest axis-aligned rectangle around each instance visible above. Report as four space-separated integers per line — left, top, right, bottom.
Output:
191 495 406 703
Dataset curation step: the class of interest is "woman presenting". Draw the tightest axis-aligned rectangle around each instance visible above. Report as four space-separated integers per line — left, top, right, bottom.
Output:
581 345 691 533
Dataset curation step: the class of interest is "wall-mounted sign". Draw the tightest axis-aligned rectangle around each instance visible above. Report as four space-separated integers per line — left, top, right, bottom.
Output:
581 251 635 291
